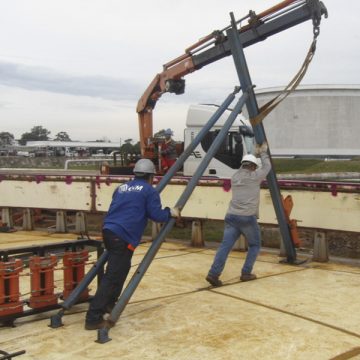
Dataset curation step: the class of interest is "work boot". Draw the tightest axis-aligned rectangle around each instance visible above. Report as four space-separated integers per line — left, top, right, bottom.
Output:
240 273 257 282
84 319 114 331
206 274 223 287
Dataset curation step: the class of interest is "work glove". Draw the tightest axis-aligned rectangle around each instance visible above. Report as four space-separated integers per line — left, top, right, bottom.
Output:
170 207 181 219
259 141 268 153
255 141 268 155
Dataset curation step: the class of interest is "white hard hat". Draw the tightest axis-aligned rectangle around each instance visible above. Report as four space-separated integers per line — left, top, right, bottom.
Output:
241 154 258 167
133 159 156 174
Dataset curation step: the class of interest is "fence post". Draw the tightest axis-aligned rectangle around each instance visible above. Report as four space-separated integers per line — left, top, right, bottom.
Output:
22 208 34 230
191 220 204 247
313 231 329 262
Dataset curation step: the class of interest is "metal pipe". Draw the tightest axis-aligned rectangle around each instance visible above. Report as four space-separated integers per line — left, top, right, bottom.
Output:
50 89 238 328
0 350 26 360
97 91 250 343
227 13 297 262
157 87 239 193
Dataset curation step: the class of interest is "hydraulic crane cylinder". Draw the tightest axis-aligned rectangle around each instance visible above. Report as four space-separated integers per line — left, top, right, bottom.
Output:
29 255 58 309
0 259 24 317
62 250 89 301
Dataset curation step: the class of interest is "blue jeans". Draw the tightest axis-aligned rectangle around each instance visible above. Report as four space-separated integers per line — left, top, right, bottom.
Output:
86 229 133 324
208 213 261 277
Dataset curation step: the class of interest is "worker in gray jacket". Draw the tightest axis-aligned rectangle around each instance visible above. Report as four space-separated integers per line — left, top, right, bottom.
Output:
206 141 271 287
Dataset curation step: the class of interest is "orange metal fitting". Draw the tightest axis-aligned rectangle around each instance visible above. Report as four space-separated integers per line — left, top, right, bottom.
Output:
0 259 24 317
289 219 301 248
100 163 110 175
29 255 58 309
62 250 89 301
282 195 301 248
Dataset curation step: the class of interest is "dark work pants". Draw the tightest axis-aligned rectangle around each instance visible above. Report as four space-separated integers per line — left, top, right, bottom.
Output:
85 229 133 324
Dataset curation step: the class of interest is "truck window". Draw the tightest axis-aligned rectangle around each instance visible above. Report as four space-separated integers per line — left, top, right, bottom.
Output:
200 131 244 169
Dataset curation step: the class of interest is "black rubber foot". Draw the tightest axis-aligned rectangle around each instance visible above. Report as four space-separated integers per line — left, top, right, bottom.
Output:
96 327 112 344
49 311 64 328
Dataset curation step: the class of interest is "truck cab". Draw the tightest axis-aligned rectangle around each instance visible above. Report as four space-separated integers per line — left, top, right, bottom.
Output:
183 104 255 178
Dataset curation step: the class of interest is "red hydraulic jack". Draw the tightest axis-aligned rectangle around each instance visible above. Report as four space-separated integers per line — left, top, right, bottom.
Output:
0 259 24 317
29 255 58 309
63 250 89 301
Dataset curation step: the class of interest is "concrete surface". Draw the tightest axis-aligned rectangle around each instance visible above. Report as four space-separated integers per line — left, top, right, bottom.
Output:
1 232 360 359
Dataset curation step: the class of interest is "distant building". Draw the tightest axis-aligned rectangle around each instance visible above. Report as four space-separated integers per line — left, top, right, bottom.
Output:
251 84 360 157
24 141 121 157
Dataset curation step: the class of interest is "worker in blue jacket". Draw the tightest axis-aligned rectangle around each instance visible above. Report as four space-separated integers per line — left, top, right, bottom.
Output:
85 158 180 330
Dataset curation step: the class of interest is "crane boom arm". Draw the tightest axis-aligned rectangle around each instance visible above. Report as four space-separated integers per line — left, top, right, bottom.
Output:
137 0 327 157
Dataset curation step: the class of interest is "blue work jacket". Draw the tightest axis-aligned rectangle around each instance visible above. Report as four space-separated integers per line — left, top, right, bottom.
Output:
103 178 171 248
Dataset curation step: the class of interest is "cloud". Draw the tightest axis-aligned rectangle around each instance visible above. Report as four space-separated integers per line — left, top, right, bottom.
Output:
0 61 142 101
0 100 9 108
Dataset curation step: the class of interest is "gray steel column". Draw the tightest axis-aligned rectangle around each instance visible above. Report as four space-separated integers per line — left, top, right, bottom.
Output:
226 12 297 262
97 91 250 343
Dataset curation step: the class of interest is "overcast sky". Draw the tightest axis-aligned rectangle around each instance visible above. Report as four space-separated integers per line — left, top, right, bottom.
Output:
0 0 359 143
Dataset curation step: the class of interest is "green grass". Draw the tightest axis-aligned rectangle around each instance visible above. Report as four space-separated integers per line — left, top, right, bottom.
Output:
3 157 360 174
273 158 360 174
144 219 224 242
68 164 100 170
69 159 360 174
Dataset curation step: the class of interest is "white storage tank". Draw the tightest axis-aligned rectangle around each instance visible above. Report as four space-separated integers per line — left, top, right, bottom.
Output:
252 84 360 157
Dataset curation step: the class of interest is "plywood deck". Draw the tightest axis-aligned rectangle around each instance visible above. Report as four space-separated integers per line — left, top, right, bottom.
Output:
1 232 360 359
0 230 80 250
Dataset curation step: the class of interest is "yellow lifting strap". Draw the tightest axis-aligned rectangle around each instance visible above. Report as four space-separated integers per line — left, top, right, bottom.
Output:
250 36 318 127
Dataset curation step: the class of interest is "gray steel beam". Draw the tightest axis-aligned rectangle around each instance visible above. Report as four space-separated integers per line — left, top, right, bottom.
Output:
192 1 326 70
49 90 237 328
97 91 250 343
226 13 297 262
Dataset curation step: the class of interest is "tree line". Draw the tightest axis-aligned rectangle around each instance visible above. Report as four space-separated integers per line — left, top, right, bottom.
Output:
0 126 141 155
0 126 70 145
0 126 174 157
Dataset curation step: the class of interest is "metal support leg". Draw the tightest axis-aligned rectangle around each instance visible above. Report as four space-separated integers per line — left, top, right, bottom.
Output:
56 211 67 233
191 220 204 247
151 222 163 241
75 212 87 234
22 208 33 231
227 14 299 263
313 231 329 262
96 91 250 343
234 234 248 252
1 208 13 227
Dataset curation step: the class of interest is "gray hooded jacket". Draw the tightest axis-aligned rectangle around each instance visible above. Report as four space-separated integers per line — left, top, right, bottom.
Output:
227 152 271 217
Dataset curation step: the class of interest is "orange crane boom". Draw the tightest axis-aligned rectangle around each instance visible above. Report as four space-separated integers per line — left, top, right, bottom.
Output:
136 0 327 159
